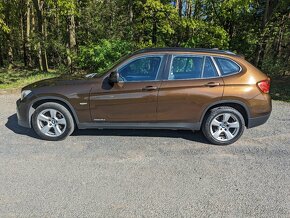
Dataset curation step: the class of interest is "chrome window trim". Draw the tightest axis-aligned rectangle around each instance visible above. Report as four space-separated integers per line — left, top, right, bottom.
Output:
116 54 164 83
210 56 222 77
167 54 220 81
213 56 242 77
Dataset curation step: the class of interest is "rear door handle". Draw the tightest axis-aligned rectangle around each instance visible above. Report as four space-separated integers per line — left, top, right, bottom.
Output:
205 82 220 87
142 86 158 91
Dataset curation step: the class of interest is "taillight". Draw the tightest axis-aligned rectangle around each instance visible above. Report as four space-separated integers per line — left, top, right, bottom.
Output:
257 78 270 94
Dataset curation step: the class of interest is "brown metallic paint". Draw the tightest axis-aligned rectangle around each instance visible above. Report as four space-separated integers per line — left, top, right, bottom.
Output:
89 80 162 121
157 78 224 123
19 48 272 129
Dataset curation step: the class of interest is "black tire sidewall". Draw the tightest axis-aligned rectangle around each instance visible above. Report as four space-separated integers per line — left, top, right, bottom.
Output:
32 103 74 141
202 107 245 145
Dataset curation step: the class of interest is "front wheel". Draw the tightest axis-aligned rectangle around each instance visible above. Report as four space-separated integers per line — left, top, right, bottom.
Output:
32 102 75 141
202 106 245 145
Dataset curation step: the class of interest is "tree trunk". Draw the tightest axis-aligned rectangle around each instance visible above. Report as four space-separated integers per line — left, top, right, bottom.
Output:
0 36 4 67
32 0 48 72
129 0 133 23
152 16 157 45
20 0 28 67
276 13 288 58
4 0 14 69
24 0 32 68
176 0 182 17
255 0 270 67
67 14 76 72
7 39 13 69
186 0 192 18
31 4 41 69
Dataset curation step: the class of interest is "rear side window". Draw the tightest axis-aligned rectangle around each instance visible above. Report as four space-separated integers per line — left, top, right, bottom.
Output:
215 57 241 75
168 56 218 80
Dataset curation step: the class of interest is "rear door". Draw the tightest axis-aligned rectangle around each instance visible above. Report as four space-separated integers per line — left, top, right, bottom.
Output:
157 54 224 124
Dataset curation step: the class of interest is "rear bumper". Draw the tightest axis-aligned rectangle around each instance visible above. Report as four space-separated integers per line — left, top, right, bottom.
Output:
247 113 271 129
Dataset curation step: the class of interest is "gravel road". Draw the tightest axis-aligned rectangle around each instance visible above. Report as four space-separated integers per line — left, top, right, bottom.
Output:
0 94 290 217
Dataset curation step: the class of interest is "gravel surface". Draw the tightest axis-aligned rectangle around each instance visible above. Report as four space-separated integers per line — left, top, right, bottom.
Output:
0 94 290 217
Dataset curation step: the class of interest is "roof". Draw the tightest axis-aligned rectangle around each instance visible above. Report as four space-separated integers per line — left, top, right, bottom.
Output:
133 47 237 56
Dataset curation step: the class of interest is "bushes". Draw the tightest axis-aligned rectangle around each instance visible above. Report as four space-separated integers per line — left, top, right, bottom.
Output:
78 39 134 73
261 55 290 77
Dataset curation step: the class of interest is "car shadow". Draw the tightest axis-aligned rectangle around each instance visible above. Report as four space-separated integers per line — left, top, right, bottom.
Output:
5 114 39 139
6 113 208 143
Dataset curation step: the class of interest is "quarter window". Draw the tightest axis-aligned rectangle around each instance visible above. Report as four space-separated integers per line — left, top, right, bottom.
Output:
215 57 241 75
118 56 162 82
203 57 218 78
168 56 218 80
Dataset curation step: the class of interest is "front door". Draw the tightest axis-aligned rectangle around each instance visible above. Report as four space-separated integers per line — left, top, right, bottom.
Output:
90 55 165 122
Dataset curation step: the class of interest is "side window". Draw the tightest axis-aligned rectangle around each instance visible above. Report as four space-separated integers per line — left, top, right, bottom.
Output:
168 56 218 80
169 56 203 80
203 57 218 78
118 56 162 82
215 57 241 75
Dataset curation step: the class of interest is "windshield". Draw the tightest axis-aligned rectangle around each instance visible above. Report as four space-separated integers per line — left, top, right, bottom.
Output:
85 54 131 78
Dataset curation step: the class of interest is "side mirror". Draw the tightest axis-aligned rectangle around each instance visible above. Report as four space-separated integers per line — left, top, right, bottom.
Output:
108 71 120 83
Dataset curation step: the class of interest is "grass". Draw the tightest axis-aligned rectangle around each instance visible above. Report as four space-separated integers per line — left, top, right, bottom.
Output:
0 68 58 90
270 76 290 102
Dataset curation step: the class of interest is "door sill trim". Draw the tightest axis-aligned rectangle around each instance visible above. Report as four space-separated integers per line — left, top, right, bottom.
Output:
78 122 201 130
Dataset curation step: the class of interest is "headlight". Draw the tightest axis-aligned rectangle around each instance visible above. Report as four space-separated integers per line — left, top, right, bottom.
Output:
21 90 32 100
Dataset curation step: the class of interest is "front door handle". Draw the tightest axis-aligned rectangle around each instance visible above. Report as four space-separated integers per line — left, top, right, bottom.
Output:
142 86 158 91
205 82 220 87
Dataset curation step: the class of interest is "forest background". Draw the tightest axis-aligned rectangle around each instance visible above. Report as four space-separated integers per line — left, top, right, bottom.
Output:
0 0 289 100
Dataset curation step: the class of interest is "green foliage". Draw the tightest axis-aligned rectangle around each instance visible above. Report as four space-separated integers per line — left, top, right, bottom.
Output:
56 0 77 16
262 56 290 77
0 0 289 101
0 2 10 33
133 0 178 46
0 19 9 33
179 19 229 48
78 39 134 73
271 77 290 102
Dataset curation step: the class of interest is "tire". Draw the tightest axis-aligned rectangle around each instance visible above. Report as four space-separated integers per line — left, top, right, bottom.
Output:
202 106 245 145
32 102 75 141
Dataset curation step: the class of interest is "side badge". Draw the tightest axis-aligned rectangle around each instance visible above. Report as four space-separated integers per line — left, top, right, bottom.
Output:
94 119 106 121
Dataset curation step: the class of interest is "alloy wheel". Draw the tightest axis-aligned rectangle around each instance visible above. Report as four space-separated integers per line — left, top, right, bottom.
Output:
210 113 240 142
36 109 67 137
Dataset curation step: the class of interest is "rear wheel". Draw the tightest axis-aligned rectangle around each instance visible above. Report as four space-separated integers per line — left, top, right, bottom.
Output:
202 106 245 145
32 102 75 141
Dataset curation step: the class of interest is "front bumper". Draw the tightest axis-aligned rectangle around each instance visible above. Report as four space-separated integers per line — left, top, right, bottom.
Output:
16 98 31 128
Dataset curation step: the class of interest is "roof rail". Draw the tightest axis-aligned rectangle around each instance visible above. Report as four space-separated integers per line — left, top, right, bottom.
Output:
133 47 238 56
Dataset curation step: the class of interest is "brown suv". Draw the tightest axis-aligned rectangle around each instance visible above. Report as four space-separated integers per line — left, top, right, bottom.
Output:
16 48 271 145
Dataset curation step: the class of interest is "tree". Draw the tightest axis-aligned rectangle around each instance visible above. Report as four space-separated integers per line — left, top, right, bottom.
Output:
0 0 288 77
57 0 77 71
32 0 49 71
0 1 10 67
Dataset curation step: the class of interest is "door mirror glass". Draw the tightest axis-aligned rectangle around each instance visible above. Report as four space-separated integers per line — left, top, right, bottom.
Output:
108 71 120 83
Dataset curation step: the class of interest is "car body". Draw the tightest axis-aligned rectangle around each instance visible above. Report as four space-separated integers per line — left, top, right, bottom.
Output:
17 48 272 145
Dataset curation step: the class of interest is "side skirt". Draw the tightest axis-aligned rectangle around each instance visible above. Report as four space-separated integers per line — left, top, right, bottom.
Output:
78 122 201 131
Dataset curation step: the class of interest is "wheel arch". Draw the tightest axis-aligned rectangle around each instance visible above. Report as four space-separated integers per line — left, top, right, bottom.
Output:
29 96 80 127
200 100 250 128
